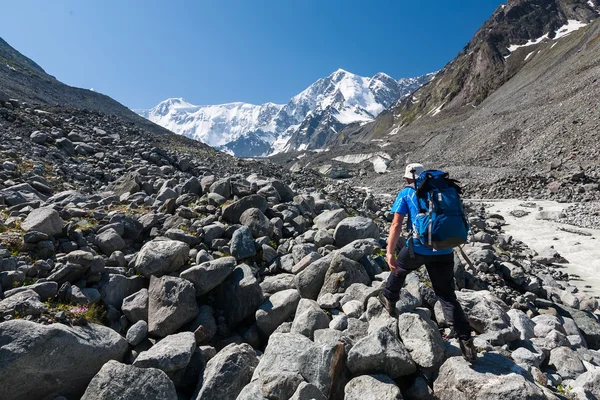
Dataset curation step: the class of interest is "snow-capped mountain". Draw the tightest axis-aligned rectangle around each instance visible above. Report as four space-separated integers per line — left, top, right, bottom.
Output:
136 69 435 157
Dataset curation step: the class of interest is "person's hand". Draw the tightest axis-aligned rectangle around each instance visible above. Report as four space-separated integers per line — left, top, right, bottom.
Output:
387 253 399 274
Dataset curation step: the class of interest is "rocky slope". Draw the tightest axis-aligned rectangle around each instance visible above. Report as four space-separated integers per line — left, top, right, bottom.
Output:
137 70 435 157
277 0 600 201
2 96 600 399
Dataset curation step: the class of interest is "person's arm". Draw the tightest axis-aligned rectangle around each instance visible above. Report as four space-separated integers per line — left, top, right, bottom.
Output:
386 212 404 273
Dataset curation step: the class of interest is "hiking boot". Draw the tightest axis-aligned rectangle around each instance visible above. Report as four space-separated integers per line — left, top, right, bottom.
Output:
378 292 397 318
459 337 477 363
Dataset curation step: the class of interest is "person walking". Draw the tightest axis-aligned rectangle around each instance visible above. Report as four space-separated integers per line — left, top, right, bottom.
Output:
378 163 477 363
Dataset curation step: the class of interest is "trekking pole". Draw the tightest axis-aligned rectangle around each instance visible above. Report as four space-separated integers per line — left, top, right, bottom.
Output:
457 245 475 270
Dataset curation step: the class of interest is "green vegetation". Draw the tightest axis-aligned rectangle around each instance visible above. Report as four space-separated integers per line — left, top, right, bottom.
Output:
42 301 107 325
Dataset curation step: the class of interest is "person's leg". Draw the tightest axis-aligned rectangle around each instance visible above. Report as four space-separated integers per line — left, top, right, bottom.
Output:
424 253 472 339
383 246 425 302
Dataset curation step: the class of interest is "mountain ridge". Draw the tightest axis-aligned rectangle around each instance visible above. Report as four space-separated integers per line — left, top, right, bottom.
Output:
137 69 435 157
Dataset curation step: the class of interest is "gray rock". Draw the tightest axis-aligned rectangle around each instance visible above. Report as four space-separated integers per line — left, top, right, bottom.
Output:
397 312 445 368
314 230 334 247
122 288 149 323
457 290 519 345
294 255 333 300
333 217 380 247
344 375 402 400
235 380 266 400
346 327 416 379
271 180 296 202
81 360 177 400
299 341 346 399
126 320 148 346
292 252 322 274
555 305 600 350
291 298 330 339
134 332 196 374
252 333 314 394
30 130 51 144
3 281 57 301
222 195 268 224
342 300 364 318
195 343 258 400
511 347 544 368
532 315 565 338
0 289 47 318
0 320 128 400
508 309 536 340
99 274 146 311
548 346 586 379
433 353 547 400
148 275 199 337
180 257 236 296
570 369 600 400
240 208 272 238
231 226 257 260
256 289 301 336
260 274 296 296
106 172 141 196
319 253 370 298
258 372 304 400
404 376 435 400
203 224 226 245
314 209 347 230
290 382 327 400
188 305 217 344
134 240 190 278
213 264 264 328
21 207 64 236
292 244 318 264
209 178 231 199
96 228 126 256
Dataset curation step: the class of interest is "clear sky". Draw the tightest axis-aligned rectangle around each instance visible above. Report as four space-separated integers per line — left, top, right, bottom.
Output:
1 0 503 109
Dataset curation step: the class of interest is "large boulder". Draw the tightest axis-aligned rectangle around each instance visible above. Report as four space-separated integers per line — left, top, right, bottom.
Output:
433 353 547 400
180 257 236 296
230 226 257 260
133 332 196 375
295 255 333 300
106 172 141 196
222 195 268 223
95 228 126 256
333 217 380 247
547 346 586 379
570 369 600 400
148 275 199 337
0 290 47 319
0 320 128 400
314 209 347 230
344 375 402 400
213 264 264 328
195 343 258 400
135 240 190 278
554 304 600 350
256 289 301 336
319 253 370 298
81 360 177 400
397 312 445 368
98 274 146 311
456 290 519 345
299 341 346 399
346 327 416 379
21 207 64 236
291 298 330 340
122 288 149 323
240 208 272 238
338 238 381 261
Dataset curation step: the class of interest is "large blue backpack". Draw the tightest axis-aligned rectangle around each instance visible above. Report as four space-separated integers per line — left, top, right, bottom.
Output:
410 170 469 250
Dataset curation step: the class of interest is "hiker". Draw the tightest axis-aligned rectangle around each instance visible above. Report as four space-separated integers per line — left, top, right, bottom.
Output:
378 163 477 363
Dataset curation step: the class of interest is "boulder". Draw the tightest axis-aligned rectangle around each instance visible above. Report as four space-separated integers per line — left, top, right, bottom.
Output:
291 298 330 340
134 332 196 375
547 346 586 379
295 256 332 300
81 360 177 400
319 253 370 298
554 304 600 350
346 327 416 379
433 353 547 400
148 275 199 337
337 238 381 261
0 289 47 318
240 208 272 238
231 226 257 260
222 195 268 224
195 343 259 400
122 288 149 323
256 289 301 336
106 172 141 197
508 309 536 340
290 382 327 400
95 228 126 256
397 312 445 368
126 320 148 346
180 257 236 296
333 217 380 247
21 207 64 236
0 320 128 400
344 375 402 400
260 274 296 297
570 369 600 400
213 264 264 328
135 240 190 278
314 209 347 230
299 341 346 399
98 274 146 311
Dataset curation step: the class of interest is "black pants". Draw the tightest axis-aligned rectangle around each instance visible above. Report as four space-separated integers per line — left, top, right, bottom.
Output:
383 246 472 340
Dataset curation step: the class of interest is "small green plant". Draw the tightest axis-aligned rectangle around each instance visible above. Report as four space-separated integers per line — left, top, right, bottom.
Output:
374 248 386 258
12 278 36 288
556 384 573 396
269 240 278 249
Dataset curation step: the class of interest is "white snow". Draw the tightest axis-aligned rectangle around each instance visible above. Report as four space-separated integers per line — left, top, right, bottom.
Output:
5 64 16 71
474 200 600 294
429 103 445 117
524 51 535 61
506 20 589 57
332 152 393 174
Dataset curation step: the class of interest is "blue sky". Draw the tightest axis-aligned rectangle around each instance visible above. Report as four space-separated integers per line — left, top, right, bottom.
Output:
1 0 502 109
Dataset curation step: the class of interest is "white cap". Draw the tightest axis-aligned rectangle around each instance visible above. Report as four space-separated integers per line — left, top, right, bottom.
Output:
404 163 425 179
